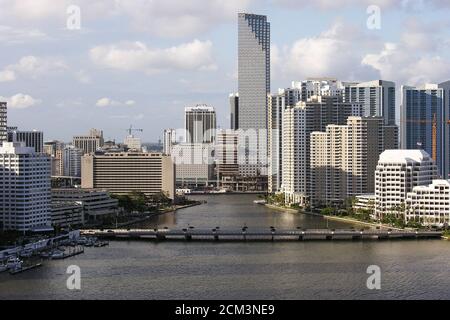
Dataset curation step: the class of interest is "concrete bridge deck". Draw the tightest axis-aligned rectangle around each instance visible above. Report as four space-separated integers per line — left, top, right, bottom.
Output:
81 228 443 242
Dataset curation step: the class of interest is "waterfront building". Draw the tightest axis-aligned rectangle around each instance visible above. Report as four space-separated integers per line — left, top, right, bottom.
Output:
281 96 363 205
81 151 175 199
229 93 239 130
400 81 450 178
185 105 216 144
7 128 44 153
73 128 104 155
353 194 376 213
62 144 82 177
52 188 119 222
238 13 270 177
0 142 51 231
310 117 395 206
405 179 450 227
374 150 438 220
171 143 214 188
344 80 396 125
215 129 239 182
0 102 6 144
50 201 84 228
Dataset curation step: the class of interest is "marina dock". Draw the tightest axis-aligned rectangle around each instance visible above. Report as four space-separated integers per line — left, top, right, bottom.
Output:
81 228 443 242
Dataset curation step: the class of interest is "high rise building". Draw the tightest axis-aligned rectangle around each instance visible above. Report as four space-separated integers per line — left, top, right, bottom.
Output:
310 117 395 205
0 142 51 231
73 128 104 155
400 81 450 178
0 102 6 144
185 105 216 144
229 93 239 130
81 152 175 199
44 140 65 176
62 145 82 177
344 80 396 125
281 96 363 205
7 129 44 153
124 135 142 151
292 78 344 100
238 13 270 177
215 129 239 180
374 150 437 220
163 129 177 155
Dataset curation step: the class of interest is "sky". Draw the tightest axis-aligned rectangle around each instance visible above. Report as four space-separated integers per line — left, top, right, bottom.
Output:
1 0 450 143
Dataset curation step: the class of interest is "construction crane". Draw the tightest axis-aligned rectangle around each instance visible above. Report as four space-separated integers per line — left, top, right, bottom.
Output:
126 125 143 136
402 113 450 162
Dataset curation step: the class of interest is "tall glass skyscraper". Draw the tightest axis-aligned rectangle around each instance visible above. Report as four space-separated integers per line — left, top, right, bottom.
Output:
401 81 450 178
238 13 270 177
184 105 216 144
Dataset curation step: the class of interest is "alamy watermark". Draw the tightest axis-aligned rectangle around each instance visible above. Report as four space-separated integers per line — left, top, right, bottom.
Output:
366 265 381 290
66 5 81 30
66 265 81 290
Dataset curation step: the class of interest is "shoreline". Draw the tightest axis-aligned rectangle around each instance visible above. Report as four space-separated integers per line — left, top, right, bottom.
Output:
264 203 299 213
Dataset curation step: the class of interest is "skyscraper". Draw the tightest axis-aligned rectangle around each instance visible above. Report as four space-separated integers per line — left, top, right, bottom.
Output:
0 102 6 144
7 128 44 153
185 105 216 144
229 93 239 130
0 142 51 231
73 128 104 155
163 129 177 155
238 13 270 176
62 144 82 177
344 80 396 125
400 81 450 178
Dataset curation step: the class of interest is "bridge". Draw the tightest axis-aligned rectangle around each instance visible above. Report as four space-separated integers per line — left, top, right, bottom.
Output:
81 228 443 242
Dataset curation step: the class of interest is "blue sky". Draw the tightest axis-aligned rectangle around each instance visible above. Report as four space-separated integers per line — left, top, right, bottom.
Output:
1 0 449 142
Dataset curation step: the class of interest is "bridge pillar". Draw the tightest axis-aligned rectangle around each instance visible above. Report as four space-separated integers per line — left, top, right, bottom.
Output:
298 235 303 241
326 235 332 241
156 233 166 241
214 234 219 241
352 235 362 240
185 234 192 241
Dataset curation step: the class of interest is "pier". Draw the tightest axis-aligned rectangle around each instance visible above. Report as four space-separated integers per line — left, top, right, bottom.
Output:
81 228 443 242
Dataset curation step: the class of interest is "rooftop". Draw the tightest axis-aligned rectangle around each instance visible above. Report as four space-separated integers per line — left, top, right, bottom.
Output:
378 150 431 163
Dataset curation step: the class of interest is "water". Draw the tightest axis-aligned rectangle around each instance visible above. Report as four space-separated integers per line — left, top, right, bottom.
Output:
1 194 449 300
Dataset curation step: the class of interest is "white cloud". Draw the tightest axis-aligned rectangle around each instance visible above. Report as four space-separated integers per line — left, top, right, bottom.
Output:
90 39 217 73
0 25 48 44
273 21 379 82
75 69 91 84
0 0 253 37
272 0 449 10
0 70 16 82
0 93 41 109
0 55 68 81
96 97 136 107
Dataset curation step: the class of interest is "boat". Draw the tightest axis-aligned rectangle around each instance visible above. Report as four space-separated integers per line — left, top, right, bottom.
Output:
6 257 23 270
50 250 65 260
253 200 266 205
9 263 42 275
0 264 7 273
19 250 33 258
94 241 109 247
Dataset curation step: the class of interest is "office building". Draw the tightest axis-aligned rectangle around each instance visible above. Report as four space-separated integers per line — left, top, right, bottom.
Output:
0 102 6 144
52 188 118 222
374 150 437 220
50 201 84 228
215 130 239 180
344 80 396 125
7 128 44 153
185 105 216 144
171 143 214 188
163 129 177 155
405 180 450 227
62 144 82 177
73 128 104 154
238 13 270 177
230 93 239 130
400 81 450 178
0 142 51 231
82 152 175 199
44 140 65 176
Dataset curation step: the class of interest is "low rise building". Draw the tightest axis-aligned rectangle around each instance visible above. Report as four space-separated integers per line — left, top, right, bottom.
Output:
51 201 84 228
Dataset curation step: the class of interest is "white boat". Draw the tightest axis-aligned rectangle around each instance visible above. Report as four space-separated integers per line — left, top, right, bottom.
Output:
50 250 65 260
6 257 23 270
253 200 266 205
